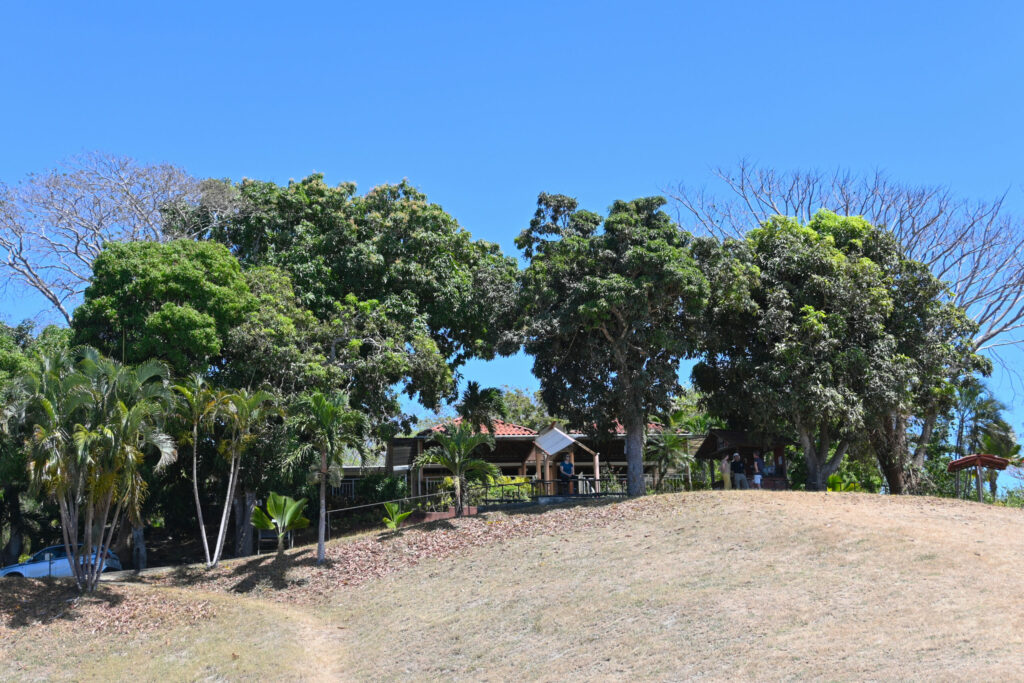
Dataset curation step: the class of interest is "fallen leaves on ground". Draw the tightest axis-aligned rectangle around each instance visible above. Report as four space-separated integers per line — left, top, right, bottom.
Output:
0 581 214 635
140 496 670 604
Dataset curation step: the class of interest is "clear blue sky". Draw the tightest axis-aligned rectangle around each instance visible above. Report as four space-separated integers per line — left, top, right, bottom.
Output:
2 2 1023 482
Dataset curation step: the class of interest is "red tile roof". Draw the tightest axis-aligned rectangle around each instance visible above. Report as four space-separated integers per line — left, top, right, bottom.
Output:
424 416 537 437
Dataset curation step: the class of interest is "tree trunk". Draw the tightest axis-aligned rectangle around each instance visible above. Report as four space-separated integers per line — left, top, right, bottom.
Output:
798 424 847 491
234 490 255 558
1 485 24 566
624 415 646 497
317 449 327 564
191 426 211 566
869 412 908 495
112 511 132 559
455 475 467 517
211 455 240 566
131 524 147 571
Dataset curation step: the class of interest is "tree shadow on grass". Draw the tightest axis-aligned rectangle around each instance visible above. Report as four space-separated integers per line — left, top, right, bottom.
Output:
0 577 123 629
147 546 321 595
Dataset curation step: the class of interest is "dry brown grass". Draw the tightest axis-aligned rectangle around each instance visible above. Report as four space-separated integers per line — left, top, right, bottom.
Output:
332 492 1024 681
3 491 1024 681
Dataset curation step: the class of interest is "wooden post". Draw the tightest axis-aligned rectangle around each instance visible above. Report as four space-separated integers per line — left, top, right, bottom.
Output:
569 448 576 494
709 460 715 488
593 451 601 494
976 464 983 503
955 469 960 498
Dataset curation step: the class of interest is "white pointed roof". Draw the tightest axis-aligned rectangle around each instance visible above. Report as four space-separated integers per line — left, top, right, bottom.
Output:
534 425 596 456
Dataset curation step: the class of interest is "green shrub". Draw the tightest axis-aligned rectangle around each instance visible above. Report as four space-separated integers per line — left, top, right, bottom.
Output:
356 474 409 503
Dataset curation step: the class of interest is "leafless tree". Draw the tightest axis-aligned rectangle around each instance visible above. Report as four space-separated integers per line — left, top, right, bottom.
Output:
667 161 1024 353
668 161 1024 493
0 152 242 324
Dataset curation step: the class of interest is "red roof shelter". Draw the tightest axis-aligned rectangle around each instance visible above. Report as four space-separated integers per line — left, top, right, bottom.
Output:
947 454 1010 503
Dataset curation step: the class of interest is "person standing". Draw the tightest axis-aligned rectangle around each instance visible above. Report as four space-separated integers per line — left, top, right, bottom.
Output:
558 455 574 495
731 452 749 490
752 450 765 489
720 455 732 490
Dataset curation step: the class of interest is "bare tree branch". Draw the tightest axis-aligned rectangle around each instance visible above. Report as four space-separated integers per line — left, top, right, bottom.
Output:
667 161 1024 355
0 152 244 324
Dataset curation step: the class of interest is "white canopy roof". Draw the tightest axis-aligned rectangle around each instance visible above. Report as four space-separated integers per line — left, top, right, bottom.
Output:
534 426 596 457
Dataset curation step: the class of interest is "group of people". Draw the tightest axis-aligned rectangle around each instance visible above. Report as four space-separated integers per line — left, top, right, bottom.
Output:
722 451 765 490
554 450 767 493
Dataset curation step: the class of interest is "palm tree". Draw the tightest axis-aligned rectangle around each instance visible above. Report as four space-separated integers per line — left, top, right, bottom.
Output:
294 391 365 565
953 379 1009 500
954 379 1005 458
27 349 175 591
648 408 695 491
210 388 278 567
980 424 1021 499
457 381 508 434
172 373 221 567
414 421 498 516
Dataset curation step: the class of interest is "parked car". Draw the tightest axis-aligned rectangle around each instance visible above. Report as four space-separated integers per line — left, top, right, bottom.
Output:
0 545 122 578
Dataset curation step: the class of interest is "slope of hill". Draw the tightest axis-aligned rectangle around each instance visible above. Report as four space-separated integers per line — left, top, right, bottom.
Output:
3 491 1023 681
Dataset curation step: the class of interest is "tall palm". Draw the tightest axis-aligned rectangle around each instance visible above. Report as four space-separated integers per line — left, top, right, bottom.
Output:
210 388 278 567
954 379 1005 458
172 373 221 566
414 421 498 516
980 425 1021 499
75 350 175 573
294 391 365 564
457 381 508 434
27 349 175 592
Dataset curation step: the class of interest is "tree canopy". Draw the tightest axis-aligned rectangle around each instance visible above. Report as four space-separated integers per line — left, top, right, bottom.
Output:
516 193 708 495
207 175 520 368
693 210 980 490
71 240 254 375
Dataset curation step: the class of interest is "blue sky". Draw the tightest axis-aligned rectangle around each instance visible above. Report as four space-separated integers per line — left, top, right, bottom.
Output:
2 2 1023 483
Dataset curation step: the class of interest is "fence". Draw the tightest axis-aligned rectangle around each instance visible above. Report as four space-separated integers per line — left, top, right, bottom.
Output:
322 475 633 539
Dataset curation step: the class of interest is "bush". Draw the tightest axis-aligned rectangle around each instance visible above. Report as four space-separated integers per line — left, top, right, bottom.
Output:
355 474 409 503
469 475 532 504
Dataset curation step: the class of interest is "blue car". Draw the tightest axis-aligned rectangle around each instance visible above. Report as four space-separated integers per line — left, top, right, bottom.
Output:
0 545 123 578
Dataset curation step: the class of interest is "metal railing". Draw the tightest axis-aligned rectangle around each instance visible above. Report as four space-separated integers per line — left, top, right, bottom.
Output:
321 475 633 538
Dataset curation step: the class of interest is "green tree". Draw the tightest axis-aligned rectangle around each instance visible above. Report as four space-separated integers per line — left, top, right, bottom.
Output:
457 381 507 434
210 389 278 567
694 212 896 490
0 321 51 565
500 386 561 432
220 266 342 394
208 175 520 368
516 194 708 496
812 212 982 494
71 240 254 375
414 421 498 516
293 391 365 565
26 348 175 591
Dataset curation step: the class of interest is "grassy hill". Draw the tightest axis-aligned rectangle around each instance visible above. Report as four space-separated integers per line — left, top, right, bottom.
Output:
3 491 1024 681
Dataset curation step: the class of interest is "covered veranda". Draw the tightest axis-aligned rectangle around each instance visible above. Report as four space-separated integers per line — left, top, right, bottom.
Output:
523 425 604 496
